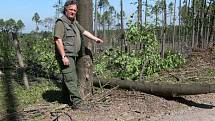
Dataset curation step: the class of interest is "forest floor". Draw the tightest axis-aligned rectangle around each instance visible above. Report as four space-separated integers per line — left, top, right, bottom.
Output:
1 48 215 121
7 89 215 121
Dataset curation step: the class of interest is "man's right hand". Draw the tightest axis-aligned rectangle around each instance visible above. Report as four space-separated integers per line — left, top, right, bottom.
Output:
62 56 70 66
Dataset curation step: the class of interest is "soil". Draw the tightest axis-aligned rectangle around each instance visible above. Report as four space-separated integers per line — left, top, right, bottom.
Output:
19 90 215 121
2 48 215 121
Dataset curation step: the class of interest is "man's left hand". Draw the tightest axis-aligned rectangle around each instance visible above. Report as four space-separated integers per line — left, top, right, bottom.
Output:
96 38 103 43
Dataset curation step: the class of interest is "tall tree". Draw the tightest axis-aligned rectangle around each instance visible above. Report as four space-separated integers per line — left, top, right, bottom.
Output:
178 0 182 52
172 0 177 50
32 12 40 32
161 0 167 58
144 0 148 26
4 19 18 33
120 0 125 52
207 1 215 47
76 0 94 100
42 17 54 31
94 0 98 52
16 20 25 33
152 0 161 27
168 1 174 25
200 0 206 48
191 0 196 48
11 33 29 89
98 0 110 32
138 0 143 27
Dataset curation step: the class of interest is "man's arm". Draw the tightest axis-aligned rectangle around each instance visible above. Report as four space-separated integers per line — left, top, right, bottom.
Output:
54 37 70 66
75 21 103 43
83 31 103 43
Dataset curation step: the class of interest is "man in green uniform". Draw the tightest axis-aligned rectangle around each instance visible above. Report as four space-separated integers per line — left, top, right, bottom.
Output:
53 0 103 109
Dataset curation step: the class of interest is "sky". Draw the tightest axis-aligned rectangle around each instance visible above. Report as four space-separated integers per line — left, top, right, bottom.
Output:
0 0 174 33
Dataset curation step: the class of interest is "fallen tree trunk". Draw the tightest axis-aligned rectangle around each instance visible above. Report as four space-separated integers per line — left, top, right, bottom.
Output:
93 78 215 96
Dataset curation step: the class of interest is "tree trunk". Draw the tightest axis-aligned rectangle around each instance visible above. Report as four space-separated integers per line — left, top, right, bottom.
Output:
161 0 167 58
206 5 211 48
184 0 188 49
200 0 205 48
178 0 182 53
93 78 215 96
76 0 94 100
208 8 215 47
138 0 142 27
191 0 195 48
94 0 98 53
120 0 124 52
11 33 29 89
144 0 148 26
172 0 176 50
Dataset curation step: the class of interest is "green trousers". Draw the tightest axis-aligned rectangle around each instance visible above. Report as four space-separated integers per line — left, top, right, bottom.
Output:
57 56 82 104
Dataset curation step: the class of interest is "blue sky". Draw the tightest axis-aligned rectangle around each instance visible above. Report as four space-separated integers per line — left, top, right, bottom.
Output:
0 0 174 33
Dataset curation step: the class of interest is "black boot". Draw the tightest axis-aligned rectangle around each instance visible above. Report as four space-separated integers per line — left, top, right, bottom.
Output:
71 98 92 111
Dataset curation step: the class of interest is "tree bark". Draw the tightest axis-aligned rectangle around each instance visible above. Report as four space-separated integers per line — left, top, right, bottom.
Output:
178 0 182 53
94 0 98 53
191 0 195 48
76 0 94 100
144 0 147 26
120 0 125 52
172 0 176 50
138 0 142 27
93 78 215 96
11 33 29 89
77 55 93 100
161 0 167 58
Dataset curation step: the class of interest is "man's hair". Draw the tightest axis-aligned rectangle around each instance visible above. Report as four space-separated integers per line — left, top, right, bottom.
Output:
63 0 78 14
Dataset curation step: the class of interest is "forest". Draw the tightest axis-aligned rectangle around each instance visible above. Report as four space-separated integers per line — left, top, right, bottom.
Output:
1 0 215 120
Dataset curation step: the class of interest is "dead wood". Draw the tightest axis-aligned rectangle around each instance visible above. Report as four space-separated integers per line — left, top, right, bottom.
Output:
93 78 215 96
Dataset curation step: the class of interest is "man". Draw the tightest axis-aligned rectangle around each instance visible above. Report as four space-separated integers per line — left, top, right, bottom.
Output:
54 0 103 109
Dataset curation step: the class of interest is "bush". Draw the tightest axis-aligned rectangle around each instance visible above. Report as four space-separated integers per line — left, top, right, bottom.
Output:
94 23 186 80
21 32 59 78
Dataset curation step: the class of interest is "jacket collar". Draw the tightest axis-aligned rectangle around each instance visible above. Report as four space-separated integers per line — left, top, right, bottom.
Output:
61 14 76 25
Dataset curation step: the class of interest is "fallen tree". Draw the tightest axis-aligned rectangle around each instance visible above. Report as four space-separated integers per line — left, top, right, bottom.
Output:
93 77 215 96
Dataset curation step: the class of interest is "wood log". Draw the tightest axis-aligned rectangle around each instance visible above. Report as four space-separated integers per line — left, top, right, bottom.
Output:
93 78 215 96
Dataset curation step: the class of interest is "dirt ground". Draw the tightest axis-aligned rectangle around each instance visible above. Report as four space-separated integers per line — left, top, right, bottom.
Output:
2 48 215 121
16 89 215 121
40 48 215 121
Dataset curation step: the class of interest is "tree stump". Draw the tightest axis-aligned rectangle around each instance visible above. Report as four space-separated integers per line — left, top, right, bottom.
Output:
77 55 93 100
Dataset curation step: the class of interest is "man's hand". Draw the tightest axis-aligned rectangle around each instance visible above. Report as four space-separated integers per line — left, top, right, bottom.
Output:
83 31 104 43
95 38 103 43
62 56 70 66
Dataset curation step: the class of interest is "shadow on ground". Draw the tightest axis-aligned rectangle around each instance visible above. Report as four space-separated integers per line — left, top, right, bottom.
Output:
42 90 70 105
163 96 215 109
1 69 20 121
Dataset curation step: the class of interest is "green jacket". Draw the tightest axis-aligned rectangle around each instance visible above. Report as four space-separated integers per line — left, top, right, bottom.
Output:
56 15 84 57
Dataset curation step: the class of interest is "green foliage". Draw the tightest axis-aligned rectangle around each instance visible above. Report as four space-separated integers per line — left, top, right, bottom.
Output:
95 23 186 80
21 32 59 77
14 80 59 106
0 79 59 111
95 49 142 80
0 18 58 79
114 52 142 80
0 18 25 33
161 50 186 69
0 33 16 67
94 49 114 79
0 18 26 67
32 12 41 31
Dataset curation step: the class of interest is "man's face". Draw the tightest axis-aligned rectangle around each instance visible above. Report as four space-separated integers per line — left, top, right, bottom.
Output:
65 4 77 20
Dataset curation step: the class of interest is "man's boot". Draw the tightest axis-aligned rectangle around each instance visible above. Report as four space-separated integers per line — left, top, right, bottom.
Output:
71 97 92 111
